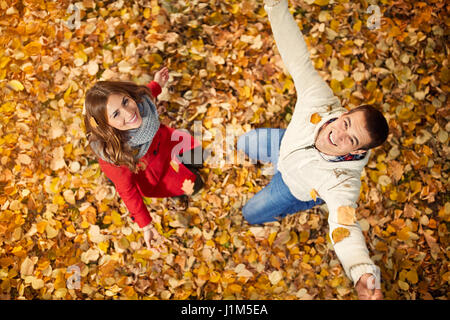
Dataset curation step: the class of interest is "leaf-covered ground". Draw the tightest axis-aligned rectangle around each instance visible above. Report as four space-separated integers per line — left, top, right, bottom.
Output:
0 0 448 300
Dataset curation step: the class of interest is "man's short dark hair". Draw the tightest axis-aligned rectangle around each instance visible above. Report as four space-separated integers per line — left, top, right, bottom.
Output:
348 105 389 150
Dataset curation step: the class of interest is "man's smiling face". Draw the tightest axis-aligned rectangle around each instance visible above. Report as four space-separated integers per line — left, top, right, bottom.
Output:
315 110 372 157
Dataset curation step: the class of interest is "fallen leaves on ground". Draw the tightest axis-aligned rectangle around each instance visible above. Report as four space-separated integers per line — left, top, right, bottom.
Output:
0 0 448 300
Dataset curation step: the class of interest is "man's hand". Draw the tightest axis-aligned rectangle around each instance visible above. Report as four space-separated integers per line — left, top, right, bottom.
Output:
154 66 169 88
355 273 383 300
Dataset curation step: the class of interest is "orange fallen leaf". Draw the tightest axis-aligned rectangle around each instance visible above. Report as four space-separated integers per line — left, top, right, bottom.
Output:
36 221 47 234
23 41 42 56
337 206 356 225
310 113 322 124
332 227 350 243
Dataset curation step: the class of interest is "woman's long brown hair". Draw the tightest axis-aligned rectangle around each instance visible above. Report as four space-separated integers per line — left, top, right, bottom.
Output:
84 81 154 173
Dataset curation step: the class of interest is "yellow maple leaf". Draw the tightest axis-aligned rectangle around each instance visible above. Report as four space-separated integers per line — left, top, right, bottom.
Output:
332 227 350 244
337 206 356 225
310 113 322 124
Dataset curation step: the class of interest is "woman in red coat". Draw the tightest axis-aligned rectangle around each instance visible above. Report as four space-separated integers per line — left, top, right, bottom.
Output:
84 67 203 249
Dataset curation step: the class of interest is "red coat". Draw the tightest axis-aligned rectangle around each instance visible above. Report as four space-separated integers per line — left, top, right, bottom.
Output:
98 81 200 228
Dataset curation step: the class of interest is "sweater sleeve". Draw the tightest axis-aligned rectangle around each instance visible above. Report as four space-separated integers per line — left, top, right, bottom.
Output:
264 0 335 101
318 174 377 285
99 160 152 228
147 80 162 98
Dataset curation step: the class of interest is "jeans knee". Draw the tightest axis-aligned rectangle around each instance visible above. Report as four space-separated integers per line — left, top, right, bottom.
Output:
242 205 252 223
242 204 259 225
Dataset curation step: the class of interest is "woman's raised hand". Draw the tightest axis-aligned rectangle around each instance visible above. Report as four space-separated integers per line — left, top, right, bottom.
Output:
154 66 169 88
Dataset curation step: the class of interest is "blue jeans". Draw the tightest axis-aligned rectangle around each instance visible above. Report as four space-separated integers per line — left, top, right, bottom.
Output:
237 128 324 224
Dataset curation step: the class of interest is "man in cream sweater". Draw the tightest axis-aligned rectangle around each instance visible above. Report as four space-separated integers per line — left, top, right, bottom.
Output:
237 0 389 299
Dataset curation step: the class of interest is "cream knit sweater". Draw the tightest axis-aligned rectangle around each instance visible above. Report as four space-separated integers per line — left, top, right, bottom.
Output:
265 0 379 285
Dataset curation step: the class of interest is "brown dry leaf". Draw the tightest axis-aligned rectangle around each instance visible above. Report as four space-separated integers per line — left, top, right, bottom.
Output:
273 230 291 247
337 206 356 225
20 257 35 277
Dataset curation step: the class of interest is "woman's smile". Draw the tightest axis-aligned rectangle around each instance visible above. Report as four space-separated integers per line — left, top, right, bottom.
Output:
106 93 142 130
127 112 138 124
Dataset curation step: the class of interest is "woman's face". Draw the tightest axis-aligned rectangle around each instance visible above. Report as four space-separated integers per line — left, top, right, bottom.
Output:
105 93 142 131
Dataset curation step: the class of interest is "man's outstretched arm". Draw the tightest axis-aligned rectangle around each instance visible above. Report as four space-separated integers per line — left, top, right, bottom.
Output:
264 0 334 100
323 188 384 300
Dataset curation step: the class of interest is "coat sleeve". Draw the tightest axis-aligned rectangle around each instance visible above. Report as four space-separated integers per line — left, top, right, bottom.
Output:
318 173 377 285
99 160 152 228
146 81 162 98
264 0 335 101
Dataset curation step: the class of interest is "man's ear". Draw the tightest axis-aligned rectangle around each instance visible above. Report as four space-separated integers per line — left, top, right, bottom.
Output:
350 149 367 155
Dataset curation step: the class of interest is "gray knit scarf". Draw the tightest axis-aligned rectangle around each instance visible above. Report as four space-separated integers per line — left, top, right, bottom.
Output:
126 95 160 159
91 95 160 163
